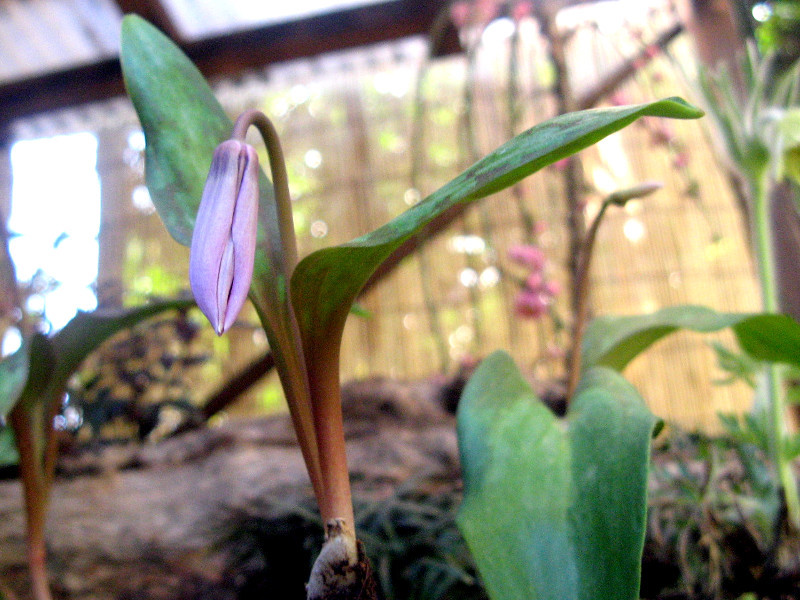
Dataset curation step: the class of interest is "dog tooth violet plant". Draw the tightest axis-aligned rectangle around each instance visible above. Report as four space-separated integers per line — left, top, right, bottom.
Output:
120 14 704 600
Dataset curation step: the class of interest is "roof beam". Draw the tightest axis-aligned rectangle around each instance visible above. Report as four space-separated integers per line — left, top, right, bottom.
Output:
0 0 459 140
113 0 182 41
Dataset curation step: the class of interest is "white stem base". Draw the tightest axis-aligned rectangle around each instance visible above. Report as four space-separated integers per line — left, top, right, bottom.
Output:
306 519 360 600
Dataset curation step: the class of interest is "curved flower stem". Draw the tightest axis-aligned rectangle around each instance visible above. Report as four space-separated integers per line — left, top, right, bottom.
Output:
232 109 298 270
230 110 327 508
230 109 356 534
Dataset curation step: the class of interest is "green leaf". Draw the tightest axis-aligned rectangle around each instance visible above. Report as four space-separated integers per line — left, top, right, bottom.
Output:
120 15 320 483
0 427 19 467
291 99 704 370
48 300 195 393
582 305 800 372
12 300 194 466
120 15 231 245
456 351 658 600
0 341 30 418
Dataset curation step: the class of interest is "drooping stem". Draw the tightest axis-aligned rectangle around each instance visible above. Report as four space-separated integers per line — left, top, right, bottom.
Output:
230 109 326 508
750 172 800 528
232 109 356 538
232 109 298 269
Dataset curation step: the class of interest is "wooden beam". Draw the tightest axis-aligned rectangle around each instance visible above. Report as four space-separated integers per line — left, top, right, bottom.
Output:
0 0 459 140
114 0 183 40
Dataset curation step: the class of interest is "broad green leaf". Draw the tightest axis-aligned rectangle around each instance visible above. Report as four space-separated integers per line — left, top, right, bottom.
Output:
120 16 230 245
48 300 194 392
457 351 658 600
11 300 194 467
120 15 320 484
0 341 30 418
582 305 800 372
0 427 18 467
290 99 703 374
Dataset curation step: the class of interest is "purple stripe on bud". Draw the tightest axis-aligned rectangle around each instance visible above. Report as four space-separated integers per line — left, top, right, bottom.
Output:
190 139 259 335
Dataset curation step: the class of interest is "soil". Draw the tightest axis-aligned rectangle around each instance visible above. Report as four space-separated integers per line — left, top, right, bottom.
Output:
1 374 799 600
0 376 461 600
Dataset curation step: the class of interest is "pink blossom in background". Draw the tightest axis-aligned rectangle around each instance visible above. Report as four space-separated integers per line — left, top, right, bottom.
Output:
450 1 471 28
544 280 561 297
609 92 630 107
514 289 548 318
649 123 674 146
526 272 543 291
644 44 660 59
508 244 545 269
508 243 561 320
511 0 533 21
672 151 690 169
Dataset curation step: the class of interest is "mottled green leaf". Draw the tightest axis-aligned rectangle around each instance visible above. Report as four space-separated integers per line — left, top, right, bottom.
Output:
457 351 658 600
120 15 320 482
0 341 30 418
582 305 800 372
120 16 230 245
290 99 703 377
11 300 194 467
0 427 18 467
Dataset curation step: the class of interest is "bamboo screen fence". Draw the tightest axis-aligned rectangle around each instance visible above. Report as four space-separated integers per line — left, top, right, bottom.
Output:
6 0 761 431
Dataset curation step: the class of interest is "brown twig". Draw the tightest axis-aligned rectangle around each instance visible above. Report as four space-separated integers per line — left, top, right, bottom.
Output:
575 23 684 111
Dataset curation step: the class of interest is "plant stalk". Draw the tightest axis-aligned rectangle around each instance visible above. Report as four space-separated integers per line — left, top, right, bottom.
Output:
231 109 326 506
307 350 355 532
750 173 800 528
10 407 53 600
232 109 298 269
566 200 611 401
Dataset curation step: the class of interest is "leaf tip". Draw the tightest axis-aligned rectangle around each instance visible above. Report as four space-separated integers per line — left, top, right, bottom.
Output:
661 96 705 119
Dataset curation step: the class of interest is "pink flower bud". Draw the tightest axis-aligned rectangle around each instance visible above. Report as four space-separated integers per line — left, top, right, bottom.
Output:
514 290 548 319
525 272 544 291
189 139 259 335
544 279 561 297
508 244 545 269
672 151 690 169
511 1 533 20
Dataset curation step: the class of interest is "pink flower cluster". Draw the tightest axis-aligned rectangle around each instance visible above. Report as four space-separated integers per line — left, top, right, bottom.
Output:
508 244 560 319
450 0 533 28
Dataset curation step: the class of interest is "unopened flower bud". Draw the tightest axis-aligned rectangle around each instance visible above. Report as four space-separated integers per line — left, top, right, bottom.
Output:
189 139 259 335
607 181 663 206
